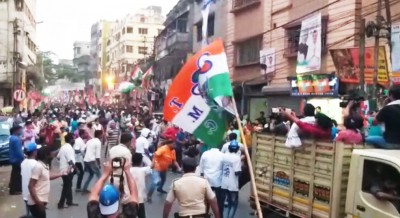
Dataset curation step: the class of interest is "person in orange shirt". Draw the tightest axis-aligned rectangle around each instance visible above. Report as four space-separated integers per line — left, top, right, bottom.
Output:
147 136 181 203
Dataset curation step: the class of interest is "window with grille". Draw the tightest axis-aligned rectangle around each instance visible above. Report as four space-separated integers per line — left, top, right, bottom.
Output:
235 36 262 66
139 28 148 35
196 15 215 42
139 47 148 55
284 18 328 57
126 46 133 53
127 27 133 34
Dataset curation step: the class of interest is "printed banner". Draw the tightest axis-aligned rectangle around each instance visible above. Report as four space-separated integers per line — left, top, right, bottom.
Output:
391 23 400 84
330 46 389 85
296 13 322 74
260 48 275 74
290 74 338 97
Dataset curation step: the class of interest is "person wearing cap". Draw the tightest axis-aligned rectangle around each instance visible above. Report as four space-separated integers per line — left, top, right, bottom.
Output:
163 157 220 218
221 141 242 218
28 146 66 218
9 125 24 195
135 128 152 167
87 161 139 218
221 133 245 157
199 143 225 218
21 142 39 217
147 136 181 202
57 133 79 209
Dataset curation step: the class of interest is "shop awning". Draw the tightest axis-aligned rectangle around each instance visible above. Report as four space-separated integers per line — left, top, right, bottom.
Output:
261 84 291 95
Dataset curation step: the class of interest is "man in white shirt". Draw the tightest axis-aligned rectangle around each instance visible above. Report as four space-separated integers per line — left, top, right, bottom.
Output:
57 133 78 209
82 130 103 192
199 146 224 218
21 142 38 217
109 132 133 162
221 141 242 218
135 128 152 166
74 129 87 191
130 153 152 218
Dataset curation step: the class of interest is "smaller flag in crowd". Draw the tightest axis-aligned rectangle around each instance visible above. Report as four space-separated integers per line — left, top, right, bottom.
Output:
141 66 154 89
131 66 144 83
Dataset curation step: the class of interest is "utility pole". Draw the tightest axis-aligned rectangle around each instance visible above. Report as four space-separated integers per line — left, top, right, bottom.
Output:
372 0 382 99
12 18 19 108
359 18 366 95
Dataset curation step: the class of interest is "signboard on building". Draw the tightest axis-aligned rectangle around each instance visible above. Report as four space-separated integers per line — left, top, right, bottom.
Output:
260 48 275 74
391 23 400 84
289 74 338 97
330 46 389 85
296 13 322 74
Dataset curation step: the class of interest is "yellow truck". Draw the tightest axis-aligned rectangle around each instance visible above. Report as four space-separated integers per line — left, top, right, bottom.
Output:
250 133 400 218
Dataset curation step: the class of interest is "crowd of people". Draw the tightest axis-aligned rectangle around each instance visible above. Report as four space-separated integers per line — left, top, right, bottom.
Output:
10 85 400 218
264 85 400 150
8 102 253 218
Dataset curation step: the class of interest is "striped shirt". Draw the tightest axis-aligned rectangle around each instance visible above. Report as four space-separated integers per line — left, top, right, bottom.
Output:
107 129 120 147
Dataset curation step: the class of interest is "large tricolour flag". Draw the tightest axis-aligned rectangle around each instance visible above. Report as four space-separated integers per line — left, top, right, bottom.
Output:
163 40 229 147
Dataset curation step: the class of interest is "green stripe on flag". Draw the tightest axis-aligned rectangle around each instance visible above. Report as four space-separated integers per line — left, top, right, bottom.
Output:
192 105 227 148
207 73 233 100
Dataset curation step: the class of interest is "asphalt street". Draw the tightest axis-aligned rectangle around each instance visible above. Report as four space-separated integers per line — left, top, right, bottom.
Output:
0 163 256 218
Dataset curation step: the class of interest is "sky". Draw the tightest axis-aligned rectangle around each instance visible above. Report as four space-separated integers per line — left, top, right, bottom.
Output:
36 0 179 60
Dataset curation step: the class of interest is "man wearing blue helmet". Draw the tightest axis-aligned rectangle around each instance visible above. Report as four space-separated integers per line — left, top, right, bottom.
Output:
221 140 242 218
87 161 139 218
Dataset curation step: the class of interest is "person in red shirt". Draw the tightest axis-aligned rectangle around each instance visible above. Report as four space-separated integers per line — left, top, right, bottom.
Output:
282 111 332 140
163 125 180 142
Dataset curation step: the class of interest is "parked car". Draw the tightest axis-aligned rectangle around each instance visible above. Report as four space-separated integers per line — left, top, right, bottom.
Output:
0 117 12 165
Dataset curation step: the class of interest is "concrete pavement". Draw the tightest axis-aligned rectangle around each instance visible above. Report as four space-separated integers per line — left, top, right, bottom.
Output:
0 164 255 218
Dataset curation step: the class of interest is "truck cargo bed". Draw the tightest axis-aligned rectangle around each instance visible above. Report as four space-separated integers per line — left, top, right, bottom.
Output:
251 134 364 218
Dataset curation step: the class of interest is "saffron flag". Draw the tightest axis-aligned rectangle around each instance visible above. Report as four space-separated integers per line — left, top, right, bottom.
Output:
198 39 234 113
163 40 229 147
142 67 153 89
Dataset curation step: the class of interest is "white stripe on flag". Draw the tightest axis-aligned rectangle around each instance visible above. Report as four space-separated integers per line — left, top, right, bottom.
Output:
198 53 229 85
172 94 210 134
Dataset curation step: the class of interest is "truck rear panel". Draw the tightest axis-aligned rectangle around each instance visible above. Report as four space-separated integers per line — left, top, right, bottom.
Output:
251 134 363 218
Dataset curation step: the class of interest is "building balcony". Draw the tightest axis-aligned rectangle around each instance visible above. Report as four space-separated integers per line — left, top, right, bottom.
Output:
232 0 260 12
166 32 188 47
166 32 190 51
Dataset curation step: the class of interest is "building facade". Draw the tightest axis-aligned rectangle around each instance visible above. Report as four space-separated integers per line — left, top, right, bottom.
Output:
226 0 400 122
0 0 38 107
191 0 227 52
90 20 115 94
154 0 194 95
105 6 164 84
73 41 92 89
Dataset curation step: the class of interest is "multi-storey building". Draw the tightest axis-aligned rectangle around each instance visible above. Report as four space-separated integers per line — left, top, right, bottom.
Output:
90 20 115 94
226 0 400 121
105 6 164 84
154 0 194 94
191 0 227 52
0 0 38 107
73 41 92 89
